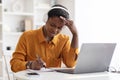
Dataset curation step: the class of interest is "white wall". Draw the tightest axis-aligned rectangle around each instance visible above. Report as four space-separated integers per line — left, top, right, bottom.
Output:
75 0 120 70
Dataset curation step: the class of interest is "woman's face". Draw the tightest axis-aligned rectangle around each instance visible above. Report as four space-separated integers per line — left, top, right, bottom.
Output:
44 17 66 38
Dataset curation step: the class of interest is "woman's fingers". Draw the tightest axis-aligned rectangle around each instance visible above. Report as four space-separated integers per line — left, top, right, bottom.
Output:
36 54 46 68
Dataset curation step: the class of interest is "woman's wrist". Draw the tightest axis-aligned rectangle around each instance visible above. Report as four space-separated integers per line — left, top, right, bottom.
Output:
72 32 78 37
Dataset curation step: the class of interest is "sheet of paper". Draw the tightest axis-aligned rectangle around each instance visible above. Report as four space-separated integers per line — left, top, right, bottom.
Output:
27 68 55 73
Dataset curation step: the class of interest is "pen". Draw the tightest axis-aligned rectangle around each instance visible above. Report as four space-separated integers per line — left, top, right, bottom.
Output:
36 54 46 68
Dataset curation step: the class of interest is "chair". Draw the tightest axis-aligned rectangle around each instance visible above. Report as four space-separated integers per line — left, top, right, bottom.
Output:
2 51 16 80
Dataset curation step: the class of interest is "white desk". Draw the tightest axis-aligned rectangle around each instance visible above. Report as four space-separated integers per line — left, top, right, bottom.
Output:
14 69 120 80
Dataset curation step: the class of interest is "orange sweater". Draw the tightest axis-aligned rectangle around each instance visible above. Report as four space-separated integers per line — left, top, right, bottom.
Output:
10 27 79 72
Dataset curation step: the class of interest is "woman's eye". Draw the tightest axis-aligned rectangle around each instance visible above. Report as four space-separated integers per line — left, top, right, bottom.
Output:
50 24 55 27
58 27 62 30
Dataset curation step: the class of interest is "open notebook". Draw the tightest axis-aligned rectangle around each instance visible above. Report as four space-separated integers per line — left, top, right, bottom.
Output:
52 43 116 74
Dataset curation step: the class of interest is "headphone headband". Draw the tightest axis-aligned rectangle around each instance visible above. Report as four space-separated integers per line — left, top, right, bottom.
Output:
50 6 69 14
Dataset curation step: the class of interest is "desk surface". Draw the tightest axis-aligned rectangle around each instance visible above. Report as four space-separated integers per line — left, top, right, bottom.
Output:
14 69 120 80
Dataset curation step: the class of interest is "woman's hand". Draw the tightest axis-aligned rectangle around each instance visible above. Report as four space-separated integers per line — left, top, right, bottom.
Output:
30 60 42 70
60 16 78 35
30 56 46 70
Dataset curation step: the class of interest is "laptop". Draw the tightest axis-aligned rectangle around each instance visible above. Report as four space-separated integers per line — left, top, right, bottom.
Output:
54 43 116 74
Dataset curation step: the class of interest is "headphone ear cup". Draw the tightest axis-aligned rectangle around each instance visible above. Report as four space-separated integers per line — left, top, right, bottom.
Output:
43 13 48 23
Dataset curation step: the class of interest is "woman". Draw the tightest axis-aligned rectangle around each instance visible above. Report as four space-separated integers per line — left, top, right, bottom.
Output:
10 4 79 72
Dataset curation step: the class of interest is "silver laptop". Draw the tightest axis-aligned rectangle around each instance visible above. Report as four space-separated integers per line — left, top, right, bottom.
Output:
55 43 116 74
